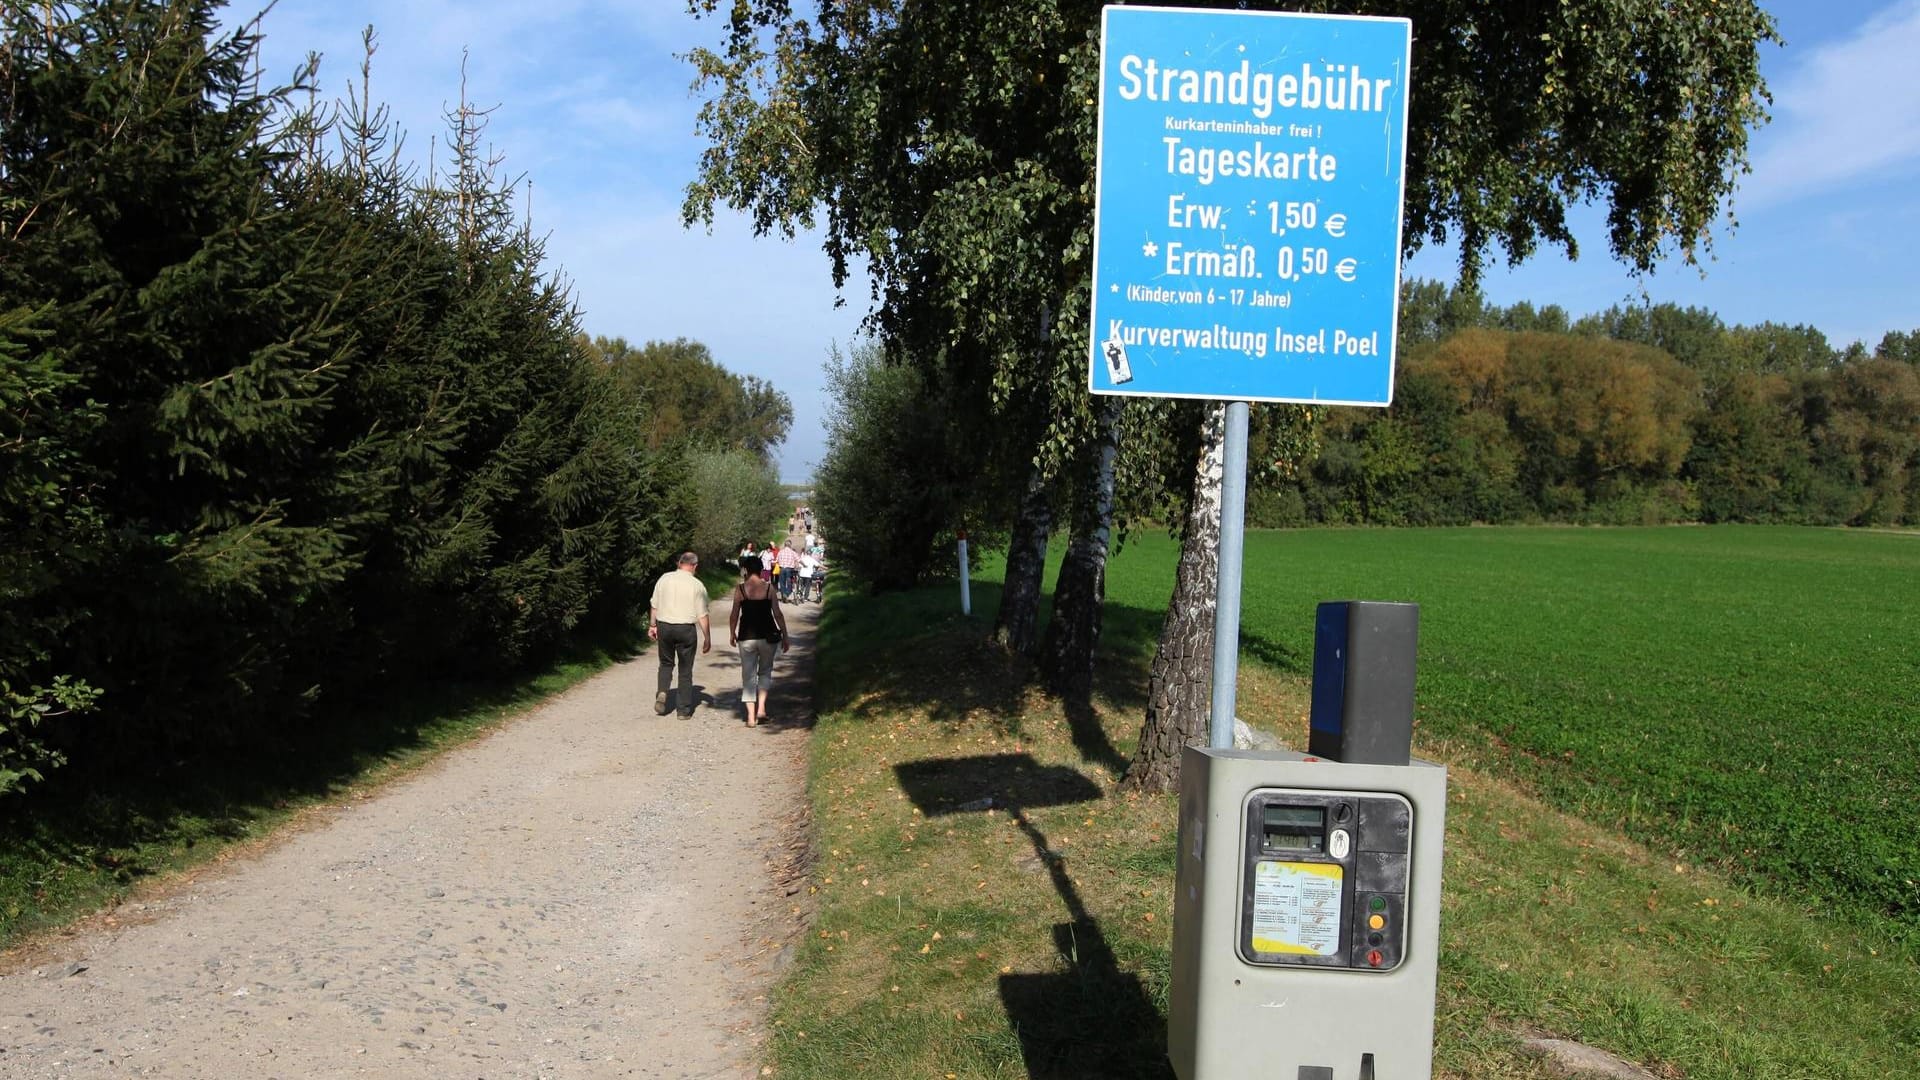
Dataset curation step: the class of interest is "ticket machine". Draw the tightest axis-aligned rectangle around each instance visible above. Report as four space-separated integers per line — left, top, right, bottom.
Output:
1168 602 1446 1080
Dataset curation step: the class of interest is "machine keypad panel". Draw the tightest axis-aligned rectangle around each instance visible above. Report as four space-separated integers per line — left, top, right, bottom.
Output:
1238 788 1415 970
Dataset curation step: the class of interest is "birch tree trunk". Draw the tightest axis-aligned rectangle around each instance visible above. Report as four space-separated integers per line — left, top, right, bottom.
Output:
991 465 1052 655
1038 399 1123 699
1122 403 1227 793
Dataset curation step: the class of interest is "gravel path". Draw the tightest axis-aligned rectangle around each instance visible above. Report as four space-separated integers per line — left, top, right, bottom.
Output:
0 593 818 1079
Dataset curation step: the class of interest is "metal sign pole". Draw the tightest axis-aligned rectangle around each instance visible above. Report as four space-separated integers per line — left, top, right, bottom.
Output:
1087 2 1412 753
1082 10 1428 1077
1209 401 1250 749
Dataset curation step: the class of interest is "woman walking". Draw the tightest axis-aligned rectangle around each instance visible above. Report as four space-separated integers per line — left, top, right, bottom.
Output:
727 555 789 726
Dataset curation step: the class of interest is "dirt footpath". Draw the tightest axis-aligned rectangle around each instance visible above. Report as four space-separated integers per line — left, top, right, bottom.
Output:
0 593 818 1079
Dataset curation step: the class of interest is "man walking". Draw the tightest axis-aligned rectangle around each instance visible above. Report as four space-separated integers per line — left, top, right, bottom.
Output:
776 539 802 602
648 551 712 717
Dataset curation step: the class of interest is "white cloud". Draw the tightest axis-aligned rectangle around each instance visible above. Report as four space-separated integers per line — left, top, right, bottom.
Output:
1743 0 1920 206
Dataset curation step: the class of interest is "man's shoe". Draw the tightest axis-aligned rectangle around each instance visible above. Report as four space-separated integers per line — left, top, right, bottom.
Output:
654 690 671 715
679 709 696 719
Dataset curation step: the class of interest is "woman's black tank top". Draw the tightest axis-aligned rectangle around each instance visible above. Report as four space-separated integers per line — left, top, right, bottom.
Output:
736 587 778 640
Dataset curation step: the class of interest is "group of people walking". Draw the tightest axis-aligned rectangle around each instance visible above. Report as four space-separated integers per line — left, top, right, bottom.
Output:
737 537 826 604
646 507 824 727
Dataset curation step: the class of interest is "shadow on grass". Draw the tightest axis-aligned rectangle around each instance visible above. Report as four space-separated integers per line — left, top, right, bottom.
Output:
811 581 1038 742
818 577 1166 779
895 754 1103 816
0 619 647 944
997 896 1172 1079
894 753 1171 1079
1242 629 1308 675
1060 695 1130 778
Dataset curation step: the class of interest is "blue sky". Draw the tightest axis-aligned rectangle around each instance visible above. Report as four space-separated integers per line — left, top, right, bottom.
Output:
243 1 1920 483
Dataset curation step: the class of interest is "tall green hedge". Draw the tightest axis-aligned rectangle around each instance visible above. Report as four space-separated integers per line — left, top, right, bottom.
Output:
0 1 690 794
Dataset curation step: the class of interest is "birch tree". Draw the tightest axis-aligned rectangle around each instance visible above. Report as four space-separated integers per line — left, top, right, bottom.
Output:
682 1 1781 780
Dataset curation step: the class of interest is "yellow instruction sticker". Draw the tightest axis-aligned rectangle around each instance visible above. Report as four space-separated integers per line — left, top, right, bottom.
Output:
1250 860 1344 956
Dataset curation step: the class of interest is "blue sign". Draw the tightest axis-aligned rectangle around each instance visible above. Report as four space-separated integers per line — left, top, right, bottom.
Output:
1089 6 1412 405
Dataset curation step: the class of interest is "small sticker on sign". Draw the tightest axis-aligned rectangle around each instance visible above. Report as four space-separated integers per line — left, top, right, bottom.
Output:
1102 337 1134 384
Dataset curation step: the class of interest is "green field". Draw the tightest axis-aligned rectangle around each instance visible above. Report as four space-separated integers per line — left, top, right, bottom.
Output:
776 526 1920 1078
1083 524 1918 941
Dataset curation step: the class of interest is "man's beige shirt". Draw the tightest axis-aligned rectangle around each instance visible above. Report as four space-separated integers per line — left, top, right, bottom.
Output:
650 570 710 624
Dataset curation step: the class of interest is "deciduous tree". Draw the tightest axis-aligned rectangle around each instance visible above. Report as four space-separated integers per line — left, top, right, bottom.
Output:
679 1 1781 790
591 336 794 464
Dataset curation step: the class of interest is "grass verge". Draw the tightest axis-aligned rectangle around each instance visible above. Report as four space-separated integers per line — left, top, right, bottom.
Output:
0 620 646 952
769 577 1920 1079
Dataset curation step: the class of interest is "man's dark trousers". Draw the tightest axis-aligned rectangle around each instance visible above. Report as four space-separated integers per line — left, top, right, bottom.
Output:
656 622 698 710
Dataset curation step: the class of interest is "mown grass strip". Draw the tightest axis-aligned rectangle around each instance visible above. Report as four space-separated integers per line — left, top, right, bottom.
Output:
0 622 647 951
772 546 1920 1079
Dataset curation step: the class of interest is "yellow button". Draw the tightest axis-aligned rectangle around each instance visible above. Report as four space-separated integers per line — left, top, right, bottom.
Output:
1368 914 1386 930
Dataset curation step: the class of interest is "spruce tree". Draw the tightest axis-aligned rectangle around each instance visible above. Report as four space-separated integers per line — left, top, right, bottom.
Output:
1 1 359 755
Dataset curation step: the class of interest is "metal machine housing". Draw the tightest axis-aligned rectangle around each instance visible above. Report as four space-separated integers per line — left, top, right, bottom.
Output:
1169 747 1447 1080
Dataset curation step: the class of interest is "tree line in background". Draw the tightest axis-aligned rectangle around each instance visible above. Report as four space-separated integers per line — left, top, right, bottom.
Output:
691 0 1804 792
1264 282 1920 529
0 2 787 799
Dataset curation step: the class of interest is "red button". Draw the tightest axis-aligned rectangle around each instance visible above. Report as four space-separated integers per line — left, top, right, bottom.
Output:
1367 950 1384 968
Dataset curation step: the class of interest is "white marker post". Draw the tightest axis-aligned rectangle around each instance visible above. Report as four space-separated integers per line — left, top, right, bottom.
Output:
957 530 972 616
